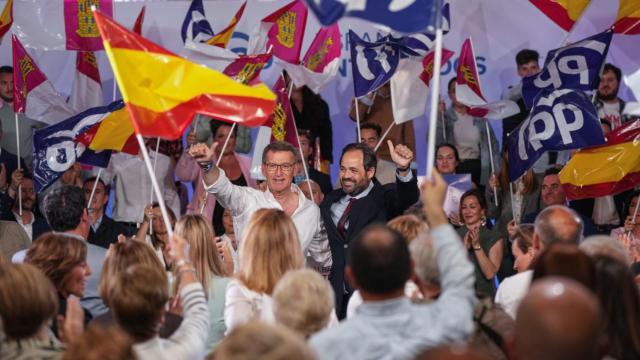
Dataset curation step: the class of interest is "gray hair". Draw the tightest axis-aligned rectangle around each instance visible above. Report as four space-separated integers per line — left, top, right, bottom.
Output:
579 235 629 264
261 141 298 164
534 205 584 246
409 232 440 287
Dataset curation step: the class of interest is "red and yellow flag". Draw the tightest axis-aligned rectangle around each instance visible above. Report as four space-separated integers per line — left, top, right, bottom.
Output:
530 0 591 31
0 0 13 44
93 10 276 140
613 0 640 34
560 120 640 200
207 1 246 48
132 6 146 35
78 105 139 155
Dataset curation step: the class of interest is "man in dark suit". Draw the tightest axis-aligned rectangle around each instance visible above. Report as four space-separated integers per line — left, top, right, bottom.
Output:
83 176 125 249
320 141 419 318
0 172 49 240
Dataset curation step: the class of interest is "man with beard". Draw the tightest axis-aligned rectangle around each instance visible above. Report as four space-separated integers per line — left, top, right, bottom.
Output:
595 63 627 129
320 141 419 318
0 66 46 169
1 170 49 241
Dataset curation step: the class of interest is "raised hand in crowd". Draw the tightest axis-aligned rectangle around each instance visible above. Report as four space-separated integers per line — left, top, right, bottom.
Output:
56 296 85 345
188 141 221 185
8 168 23 198
387 140 413 175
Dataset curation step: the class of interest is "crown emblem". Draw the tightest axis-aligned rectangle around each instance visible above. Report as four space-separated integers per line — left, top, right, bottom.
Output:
271 103 286 141
306 38 333 71
76 0 101 38
276 11 297 49
19 56 35 98
236 62 264 85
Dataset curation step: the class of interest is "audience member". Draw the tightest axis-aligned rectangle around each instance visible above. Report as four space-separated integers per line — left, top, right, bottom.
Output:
135 202 177 268
321 142 419 317
580 234 629 265
297 129 333 194
610 190 640 262
0 263 63 358
531 243 596 291
387 214 429 242
510 278 604 360
299 179 325 205
84 177 125 249
1 171 50 240
215 207 238 274
62 326 136 360
310 170 476 359
595 63 628 128
357 122 398 185
225 209 304 332
272 269 336 338
433 143 459 176
511 224 534 273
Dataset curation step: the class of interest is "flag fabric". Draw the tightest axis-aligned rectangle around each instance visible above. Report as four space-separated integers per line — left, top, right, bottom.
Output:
530 0 591 31
522 29 612 108
507 88 605 181
455 38 486 107
467 100 521 119
77 101 139 155
181 0 215 43
247 0 307 64
12 35 76 124
207 1 246 48
69 51 103 112
388 2 451 58
349 30 400 98
33 103 118 191
420 47 454 86
304 0 442 34
64 0 113 51
282 23 341 93
223 54 272 85
613 0 640 34
94 10 277 140
561 120 640 200
133 5 146 35
0 0 12 43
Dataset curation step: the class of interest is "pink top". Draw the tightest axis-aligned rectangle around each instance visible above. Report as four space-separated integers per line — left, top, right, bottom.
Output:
175 151 256 221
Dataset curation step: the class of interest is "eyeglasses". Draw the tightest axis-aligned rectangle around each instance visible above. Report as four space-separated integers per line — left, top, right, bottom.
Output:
265 162 295 173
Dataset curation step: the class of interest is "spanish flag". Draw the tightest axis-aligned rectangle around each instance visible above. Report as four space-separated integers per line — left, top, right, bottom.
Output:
93 10 276 140
530 0 591 32
77 102 139 155
207 1 246 48
0 0 13 43
560 120 640 200
613 0 640 34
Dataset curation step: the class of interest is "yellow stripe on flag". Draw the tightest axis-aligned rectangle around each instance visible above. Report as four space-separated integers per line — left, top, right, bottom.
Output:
616 0 640 21
88 107 134 152
561 0 591 21
560 142 640 186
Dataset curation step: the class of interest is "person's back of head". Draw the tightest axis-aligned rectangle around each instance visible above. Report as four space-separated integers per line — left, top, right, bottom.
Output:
347 224 411 297
25 233 87 292
533 205 583 252
513 277 603 360
0 263 58 340
211 321 314 360
410 231 440 291
43 185 86 233
387 214 429 244
272 269 335 338
531 243 596 291
109 264 169 343
579 235 629 265
62 325 136 360
592 255 640 359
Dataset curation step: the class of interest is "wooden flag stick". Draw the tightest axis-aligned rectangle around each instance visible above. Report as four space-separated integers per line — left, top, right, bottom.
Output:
14 113 22 216
149 137 161 235
373 122 394 152
485 120 498 206
426 28 444 178
87 168 103 213
354 97 362 143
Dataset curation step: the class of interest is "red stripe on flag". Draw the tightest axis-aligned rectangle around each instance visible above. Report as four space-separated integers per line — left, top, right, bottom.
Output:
563 172 640 200
530 0 575 31
614 16 640 34
125 94 275 140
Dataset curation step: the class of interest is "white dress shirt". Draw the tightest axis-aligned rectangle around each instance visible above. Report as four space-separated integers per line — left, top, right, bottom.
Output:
101 151 180 224
12 211 35 241
204 170 332 268
494 270 533 319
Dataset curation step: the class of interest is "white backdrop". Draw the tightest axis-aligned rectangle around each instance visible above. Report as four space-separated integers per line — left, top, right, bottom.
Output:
0 0 637 178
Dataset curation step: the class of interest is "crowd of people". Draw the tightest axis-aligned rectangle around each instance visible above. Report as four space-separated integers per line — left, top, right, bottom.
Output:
0 45 639 360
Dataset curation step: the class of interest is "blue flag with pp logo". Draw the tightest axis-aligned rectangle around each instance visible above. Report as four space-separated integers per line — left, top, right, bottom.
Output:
180 0 215 43
507 89 605 181
522 29 612 109
388 2 451 58
32 103 120 192
349 31 400 97
305 0 442 34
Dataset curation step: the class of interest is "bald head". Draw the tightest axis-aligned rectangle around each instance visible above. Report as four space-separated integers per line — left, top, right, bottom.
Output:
533 205 583 251
514 278 602 360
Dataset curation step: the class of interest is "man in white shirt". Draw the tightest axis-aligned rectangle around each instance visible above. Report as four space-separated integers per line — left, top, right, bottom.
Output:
595 63 627 129
495 205 584 318
188 140 331 271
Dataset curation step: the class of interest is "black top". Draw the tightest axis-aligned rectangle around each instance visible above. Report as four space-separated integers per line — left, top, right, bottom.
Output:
88 215 126 249
291 87 334 163
213 173 247 235
52 294 93 339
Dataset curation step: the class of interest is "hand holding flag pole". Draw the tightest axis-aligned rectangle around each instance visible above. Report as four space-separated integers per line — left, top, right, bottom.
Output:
425 0 445 179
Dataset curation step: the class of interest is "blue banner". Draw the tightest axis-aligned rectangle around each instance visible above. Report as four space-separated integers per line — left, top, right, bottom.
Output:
305 0 442 34
349 30 400 97
507 89 605 181
181 0 215 43
522 29 612 108
32 102 122 192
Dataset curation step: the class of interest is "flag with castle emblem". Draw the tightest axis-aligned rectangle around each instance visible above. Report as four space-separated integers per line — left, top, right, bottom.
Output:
69 51 103 112
12 35 76 124
248 0 307 64
455 38 486 107
64 0 113 51
282 23 341 93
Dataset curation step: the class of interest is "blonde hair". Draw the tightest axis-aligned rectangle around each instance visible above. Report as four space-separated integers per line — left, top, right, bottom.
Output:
238 209 304 294
211 321 314 360
25 233 87 293
63 326 136 360
387 214 429 244
175 214 228 291
273 269 334 337
0 263 58 339
99 239 165 305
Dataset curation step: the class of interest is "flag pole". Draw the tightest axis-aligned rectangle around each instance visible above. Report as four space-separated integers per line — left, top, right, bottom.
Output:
149 137 161 235
485 119 498 206
631 197 640 234
373 122 394 152
136 134 173 237
426 20 444 178
14 113 22 216
509 180 518 225
366 91 377 115
286 78 315 204
355 97 362 142
87 168 103 213
199 122 238 214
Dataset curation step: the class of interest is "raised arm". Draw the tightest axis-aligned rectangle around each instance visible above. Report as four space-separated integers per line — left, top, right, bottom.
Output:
175 133 201 182
187 142 221 186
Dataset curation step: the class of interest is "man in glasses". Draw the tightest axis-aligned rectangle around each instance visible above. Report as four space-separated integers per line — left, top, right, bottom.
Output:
189 140 331 273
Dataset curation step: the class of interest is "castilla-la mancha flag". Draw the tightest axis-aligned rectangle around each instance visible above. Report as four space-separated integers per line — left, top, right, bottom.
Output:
455 38 486 107
12 35 76 124
69 51 103 112
92 10 277 140
248 0 307 64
